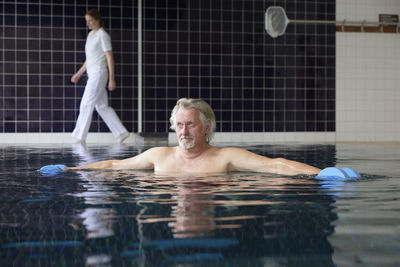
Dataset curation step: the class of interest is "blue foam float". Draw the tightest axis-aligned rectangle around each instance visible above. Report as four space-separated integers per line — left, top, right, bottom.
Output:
316 167 360 180
37 165 67 176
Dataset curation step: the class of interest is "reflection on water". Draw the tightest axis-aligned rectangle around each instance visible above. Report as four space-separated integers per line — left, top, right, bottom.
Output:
117 172 321 240
0 144 399 266
68 163 337 266
119 173 305 239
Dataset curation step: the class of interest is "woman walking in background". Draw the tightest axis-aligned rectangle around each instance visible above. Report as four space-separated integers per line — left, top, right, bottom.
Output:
71 9 129 144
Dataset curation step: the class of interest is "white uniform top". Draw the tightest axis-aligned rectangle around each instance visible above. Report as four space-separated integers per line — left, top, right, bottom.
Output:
85 27 112 75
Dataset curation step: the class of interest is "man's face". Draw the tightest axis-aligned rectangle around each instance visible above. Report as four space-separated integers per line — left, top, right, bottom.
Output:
175 108 209 150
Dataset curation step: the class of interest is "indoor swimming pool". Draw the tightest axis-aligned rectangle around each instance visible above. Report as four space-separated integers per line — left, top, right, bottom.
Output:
0 143 399 266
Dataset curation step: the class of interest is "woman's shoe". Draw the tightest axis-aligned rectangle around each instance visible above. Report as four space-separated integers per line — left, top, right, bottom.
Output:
117 132 130 144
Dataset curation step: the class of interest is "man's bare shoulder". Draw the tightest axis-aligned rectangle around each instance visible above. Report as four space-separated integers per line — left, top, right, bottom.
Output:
114 146 176 170
217 146 249 154
144 146 176 155
206 146 251 160
146 146 171 151
216 146 268 161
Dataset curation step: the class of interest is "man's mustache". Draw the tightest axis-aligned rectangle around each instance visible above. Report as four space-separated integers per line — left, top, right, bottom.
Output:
180 136 193 140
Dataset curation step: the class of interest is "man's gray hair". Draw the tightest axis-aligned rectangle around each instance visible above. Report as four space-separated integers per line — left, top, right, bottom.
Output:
169 98 216 143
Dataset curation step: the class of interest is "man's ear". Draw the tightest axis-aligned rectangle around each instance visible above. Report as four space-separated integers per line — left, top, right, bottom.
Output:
204 121 211 134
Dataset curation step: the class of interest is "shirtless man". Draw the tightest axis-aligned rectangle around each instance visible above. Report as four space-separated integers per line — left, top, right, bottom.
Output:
66 98 321 175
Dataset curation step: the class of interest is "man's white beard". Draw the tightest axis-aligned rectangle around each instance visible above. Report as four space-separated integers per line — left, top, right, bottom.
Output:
179 136 195 150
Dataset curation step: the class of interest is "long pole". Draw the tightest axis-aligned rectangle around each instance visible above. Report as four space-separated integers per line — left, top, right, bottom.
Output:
138 0 142 133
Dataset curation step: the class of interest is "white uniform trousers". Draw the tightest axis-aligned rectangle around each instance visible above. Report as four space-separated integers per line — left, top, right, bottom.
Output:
71 70 128 142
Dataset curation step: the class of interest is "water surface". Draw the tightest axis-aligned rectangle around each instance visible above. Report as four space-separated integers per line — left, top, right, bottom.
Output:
0 143 399 266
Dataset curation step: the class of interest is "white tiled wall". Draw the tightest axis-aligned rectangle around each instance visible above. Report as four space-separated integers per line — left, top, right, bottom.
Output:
336 0 400 21
336 0 400 142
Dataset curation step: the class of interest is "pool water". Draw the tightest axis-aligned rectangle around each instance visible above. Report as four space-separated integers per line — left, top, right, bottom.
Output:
0 143 399 266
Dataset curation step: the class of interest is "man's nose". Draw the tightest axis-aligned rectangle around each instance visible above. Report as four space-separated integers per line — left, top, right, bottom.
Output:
182 125 189 134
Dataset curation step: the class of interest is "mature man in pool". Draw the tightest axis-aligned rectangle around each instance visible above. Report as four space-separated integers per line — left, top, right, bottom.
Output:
65 98 321 175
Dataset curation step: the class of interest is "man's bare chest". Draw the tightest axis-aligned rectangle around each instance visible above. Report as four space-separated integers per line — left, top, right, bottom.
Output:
154 154 229 174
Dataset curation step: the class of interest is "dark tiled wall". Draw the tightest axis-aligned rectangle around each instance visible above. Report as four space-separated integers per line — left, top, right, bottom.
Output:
0 0 137 133
0 0 335 134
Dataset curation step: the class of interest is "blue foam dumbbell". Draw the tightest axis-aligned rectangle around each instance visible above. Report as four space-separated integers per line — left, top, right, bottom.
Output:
38 164 67 176
316 167 360 180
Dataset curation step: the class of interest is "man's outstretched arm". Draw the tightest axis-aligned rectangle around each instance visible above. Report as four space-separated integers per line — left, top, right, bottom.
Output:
225 147 321 175
64 159 119 171
64 147 160 171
